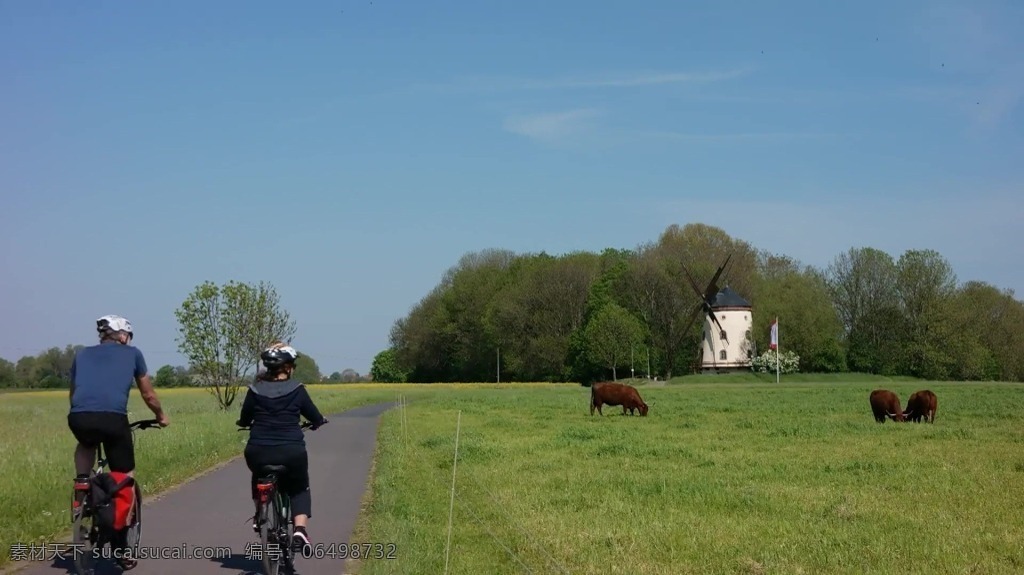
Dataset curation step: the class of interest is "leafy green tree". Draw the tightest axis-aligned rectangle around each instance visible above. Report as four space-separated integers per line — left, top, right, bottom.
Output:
389 287 453 382
155 365 177 387
584 303 644 380
895 249 959 379
954 281 1024 381
15 355 38 388
0 358 16 388
154 365 193 387
752 252 846 372
292 353 321 383
371 348 409 383
174 280 297 409
825 247 902 374
486 252 600 381
30 346 78 388
656 222 760 304
619 244 689 377
567 249 634 383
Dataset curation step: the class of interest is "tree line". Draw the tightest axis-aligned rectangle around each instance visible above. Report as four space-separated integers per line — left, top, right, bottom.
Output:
379 222 1024 383
0 344 376 390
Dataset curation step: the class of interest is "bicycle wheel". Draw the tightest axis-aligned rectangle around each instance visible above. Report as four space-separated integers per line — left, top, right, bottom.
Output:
259 500 279 575
125 483 143 554
71 502 97 575
281 496 295 573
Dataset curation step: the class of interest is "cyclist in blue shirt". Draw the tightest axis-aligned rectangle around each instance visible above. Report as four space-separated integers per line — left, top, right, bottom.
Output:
68 315 169 570
68 315 170 474
237 342 327 554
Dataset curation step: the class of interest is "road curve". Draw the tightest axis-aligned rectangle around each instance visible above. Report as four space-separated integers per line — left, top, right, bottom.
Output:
13 402 396 575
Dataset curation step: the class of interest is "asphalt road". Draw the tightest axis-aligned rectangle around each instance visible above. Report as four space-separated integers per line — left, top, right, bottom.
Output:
14 402 396 575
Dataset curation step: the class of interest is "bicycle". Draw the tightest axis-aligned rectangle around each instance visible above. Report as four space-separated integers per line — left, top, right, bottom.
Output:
70 418 162 575
237 419 323 575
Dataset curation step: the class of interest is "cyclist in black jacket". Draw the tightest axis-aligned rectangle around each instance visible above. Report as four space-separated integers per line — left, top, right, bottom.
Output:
237 343 327 553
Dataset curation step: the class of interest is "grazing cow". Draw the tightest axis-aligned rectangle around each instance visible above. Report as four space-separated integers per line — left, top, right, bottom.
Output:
903 389 937 423
868 389 905 423
590 382 648 416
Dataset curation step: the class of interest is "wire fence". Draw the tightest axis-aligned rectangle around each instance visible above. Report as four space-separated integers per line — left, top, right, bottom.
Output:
392 394 573 575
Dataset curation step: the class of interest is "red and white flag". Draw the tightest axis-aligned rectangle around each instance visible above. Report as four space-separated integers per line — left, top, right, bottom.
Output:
769 318 779 350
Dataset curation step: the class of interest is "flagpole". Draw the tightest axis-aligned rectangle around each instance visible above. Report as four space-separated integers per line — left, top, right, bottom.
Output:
775 316 780 384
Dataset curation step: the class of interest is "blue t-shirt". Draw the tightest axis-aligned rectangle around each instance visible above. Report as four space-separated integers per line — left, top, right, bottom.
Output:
69 341 148 415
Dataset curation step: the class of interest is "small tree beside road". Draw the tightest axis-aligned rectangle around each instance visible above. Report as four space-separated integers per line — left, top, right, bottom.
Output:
175 280 297 409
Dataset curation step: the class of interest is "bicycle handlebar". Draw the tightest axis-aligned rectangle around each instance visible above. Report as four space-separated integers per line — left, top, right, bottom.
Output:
236 419 326 432
130 419 163 430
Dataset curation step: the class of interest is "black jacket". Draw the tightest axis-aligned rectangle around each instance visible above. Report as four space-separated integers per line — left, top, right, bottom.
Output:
237 379 326 447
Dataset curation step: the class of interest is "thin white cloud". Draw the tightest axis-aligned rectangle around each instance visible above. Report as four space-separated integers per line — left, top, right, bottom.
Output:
642 131 841 142
501 112 841 148
414 68 750 94
502 108 603 144
532 69 749 89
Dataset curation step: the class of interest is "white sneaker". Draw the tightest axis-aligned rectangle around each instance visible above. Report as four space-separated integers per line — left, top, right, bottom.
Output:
291 530 312 554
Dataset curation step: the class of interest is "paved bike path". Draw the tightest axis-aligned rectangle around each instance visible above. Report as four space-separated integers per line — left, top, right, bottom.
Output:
18 402 396 575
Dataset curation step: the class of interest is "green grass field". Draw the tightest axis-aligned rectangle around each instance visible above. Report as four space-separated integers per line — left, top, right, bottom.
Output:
3 379 1024 574
351 380 1024 575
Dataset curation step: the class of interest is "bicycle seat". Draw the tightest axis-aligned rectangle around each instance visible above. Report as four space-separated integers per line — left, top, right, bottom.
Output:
259 465 289 476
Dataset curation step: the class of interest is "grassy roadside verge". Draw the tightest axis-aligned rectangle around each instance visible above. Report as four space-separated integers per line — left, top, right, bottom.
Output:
0 385 412 568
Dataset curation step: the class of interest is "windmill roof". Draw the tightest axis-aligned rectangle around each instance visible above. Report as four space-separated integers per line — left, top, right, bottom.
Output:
710 286 751 309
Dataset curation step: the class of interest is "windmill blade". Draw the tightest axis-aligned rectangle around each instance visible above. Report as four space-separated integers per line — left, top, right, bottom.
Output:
704 253 733 300
680 301 704 338
680 264 707 300
707 308 726 335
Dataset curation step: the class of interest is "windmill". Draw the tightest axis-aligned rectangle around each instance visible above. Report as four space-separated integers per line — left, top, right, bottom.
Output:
680 254 755 373
679 253 733 343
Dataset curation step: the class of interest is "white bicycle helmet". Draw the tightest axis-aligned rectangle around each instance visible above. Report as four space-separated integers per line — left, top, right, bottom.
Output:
260 343 299 369
97 315 134 338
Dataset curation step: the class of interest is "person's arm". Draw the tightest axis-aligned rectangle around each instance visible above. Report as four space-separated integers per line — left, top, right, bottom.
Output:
133 349 168 425
237 389 256 428
298 386 327 428
68 355 77 408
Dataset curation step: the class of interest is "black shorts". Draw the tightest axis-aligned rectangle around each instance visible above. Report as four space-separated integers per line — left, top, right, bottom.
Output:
67 412 135 473
244 443 312 518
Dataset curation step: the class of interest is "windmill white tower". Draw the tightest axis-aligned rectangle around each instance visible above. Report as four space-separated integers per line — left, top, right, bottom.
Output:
699 286 754 373
680 254 755 374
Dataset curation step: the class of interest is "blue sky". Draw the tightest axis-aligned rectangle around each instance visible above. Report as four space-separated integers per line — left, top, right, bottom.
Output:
1 0 1022 375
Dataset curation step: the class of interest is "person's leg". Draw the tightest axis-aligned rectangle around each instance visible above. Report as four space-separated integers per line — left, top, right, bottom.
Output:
285 446 311 526
103 414 136 475
243 444 263 530
102 414 138 571
74 444 97 476
284 446 312 551
67 413 99 476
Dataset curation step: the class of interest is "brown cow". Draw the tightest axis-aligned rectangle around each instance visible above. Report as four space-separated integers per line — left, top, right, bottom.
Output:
903 389 937 423
869 389 905 423
590 382 648 416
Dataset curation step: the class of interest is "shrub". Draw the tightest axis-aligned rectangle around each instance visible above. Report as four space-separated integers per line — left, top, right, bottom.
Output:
751 350 800 374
